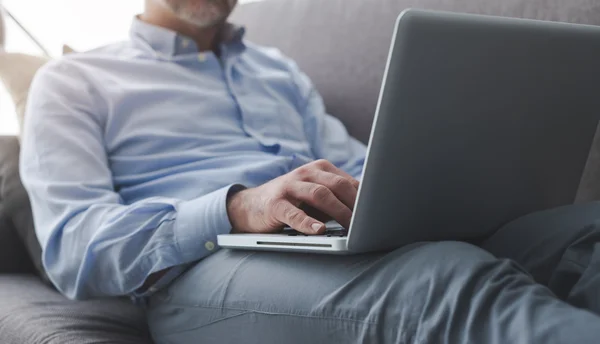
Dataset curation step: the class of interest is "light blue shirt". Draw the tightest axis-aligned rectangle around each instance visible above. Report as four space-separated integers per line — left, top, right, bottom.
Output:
20 19 366 300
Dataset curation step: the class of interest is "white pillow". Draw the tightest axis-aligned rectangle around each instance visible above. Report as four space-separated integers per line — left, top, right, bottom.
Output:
0 45 76 139
0 53 50 138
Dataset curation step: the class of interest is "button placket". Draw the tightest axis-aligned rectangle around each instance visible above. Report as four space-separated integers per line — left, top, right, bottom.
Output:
222 56 246 127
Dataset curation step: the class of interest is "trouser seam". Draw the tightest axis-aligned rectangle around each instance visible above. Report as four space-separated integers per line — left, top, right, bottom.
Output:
158 311 389 341
161 303 379 325
163 311 254 336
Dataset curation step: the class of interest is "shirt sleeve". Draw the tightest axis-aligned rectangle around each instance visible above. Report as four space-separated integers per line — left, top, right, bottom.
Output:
20 60 238 300
284 57 367 180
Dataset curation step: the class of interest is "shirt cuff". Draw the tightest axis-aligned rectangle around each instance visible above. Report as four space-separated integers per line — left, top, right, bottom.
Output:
174 184 246 263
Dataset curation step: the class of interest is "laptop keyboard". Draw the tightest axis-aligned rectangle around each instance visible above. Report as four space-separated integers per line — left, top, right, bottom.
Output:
284 228 348 237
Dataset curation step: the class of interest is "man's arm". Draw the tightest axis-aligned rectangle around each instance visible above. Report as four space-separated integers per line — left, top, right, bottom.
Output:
20 60 238 300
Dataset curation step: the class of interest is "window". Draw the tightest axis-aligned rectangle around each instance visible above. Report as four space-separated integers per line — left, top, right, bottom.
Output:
0 0 259 135
4 0 145 55
0 0 145 135
0 4 48 135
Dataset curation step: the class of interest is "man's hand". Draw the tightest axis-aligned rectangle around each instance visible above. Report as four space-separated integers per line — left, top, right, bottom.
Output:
227 159 360 235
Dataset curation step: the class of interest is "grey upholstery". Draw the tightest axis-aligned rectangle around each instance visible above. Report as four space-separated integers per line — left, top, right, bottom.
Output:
1 0 600 343
0 217 32 273
0 136 46 278
0 275 152 344
0 137 153 343
231 0 600 202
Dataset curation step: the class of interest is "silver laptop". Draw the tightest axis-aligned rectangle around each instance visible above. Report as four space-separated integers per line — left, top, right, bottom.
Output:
218 9 600 254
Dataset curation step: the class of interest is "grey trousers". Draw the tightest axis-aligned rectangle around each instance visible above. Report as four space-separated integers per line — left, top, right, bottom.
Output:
147 202 600 344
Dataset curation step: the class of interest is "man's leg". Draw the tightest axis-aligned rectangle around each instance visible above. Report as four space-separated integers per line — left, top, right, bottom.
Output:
147 241 600 344
481 201 600 313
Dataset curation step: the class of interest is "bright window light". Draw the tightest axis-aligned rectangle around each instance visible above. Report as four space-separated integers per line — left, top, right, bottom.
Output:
4 0 145 56
1 0 146 135
1 0 261 135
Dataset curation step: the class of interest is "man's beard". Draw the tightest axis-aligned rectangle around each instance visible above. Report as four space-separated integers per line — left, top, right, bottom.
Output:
162 0 237 28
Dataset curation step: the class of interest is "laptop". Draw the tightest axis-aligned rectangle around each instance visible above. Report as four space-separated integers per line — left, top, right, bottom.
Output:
218 9 600 254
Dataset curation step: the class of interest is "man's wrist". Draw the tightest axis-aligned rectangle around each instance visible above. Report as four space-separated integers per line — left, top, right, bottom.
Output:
226 184 248 233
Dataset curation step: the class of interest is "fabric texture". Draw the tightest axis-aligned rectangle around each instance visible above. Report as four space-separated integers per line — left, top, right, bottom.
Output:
481 201 600 310
147 228 600 344
0 53 50 136
0 275 152 344
230 0 600 201
0 136 37 275
20 18 366 300
0 213 32 274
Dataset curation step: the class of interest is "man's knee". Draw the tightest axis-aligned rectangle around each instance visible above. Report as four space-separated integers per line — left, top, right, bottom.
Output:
388 241 527 290
397 241 496 270
500 202 600 239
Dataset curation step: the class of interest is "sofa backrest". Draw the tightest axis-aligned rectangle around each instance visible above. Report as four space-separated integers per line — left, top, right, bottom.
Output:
232 0 600 143
232 0 600 202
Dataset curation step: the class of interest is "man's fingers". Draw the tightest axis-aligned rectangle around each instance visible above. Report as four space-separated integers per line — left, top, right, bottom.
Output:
312 159 360 189
273 200 325 234
278 159 358 232
308 170 358 210
285 181 352 229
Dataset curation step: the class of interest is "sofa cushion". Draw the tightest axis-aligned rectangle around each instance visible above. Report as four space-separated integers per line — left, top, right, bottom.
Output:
0 136 49 281
0 275 152 344
231 0 600 201
0 215 32 273
0 53 50 138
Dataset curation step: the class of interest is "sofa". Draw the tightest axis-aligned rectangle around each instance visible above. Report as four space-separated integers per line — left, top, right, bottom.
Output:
1 0 600 342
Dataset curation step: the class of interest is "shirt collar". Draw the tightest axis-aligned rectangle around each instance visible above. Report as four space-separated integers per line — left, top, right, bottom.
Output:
129 17 245 57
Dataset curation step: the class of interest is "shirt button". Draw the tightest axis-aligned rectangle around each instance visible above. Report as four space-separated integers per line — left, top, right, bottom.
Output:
205 241 215 251
198 53 207 62
148 286 158 293
181 39 190 48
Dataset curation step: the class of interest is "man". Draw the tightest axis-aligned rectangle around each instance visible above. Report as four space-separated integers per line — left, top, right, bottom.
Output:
19 0 600 343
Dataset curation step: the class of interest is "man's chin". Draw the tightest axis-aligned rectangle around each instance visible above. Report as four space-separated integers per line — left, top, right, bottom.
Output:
188 18 228 30
180 12 229 29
